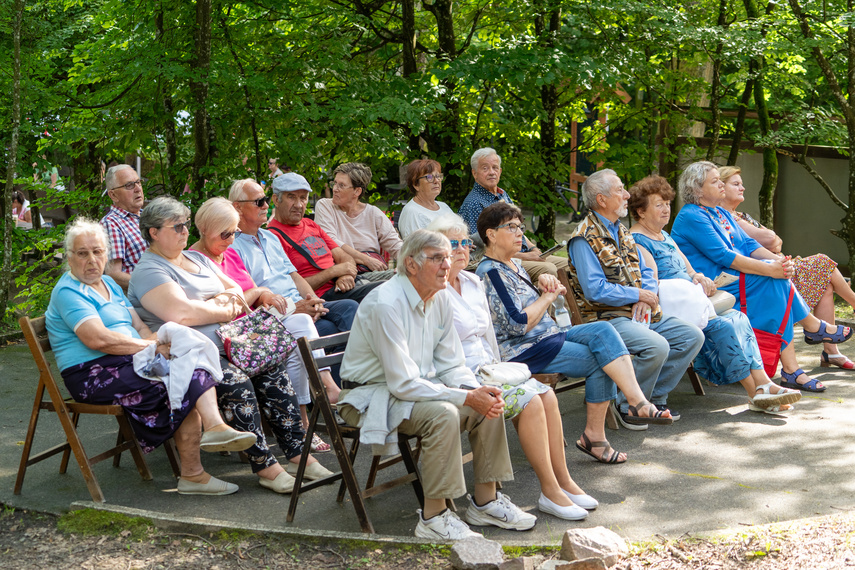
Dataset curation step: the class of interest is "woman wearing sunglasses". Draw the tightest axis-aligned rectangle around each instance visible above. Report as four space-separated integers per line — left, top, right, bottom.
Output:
398 159 454 239
129 197 332 496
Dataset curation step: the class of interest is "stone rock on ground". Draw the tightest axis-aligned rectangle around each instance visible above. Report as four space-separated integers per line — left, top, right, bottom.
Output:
560 526 627 566
498 555 545 570
450 536 504 570
536 559 606 570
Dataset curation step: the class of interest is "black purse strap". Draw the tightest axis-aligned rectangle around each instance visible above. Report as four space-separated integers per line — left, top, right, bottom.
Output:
269 226 323 271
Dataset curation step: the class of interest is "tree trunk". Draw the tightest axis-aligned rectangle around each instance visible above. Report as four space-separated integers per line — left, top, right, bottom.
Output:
727 78 754 165
156 6 179 192
2 0 23 316
190 0 212 201
402 0 421 154
534 6 561 244
705 0 729 161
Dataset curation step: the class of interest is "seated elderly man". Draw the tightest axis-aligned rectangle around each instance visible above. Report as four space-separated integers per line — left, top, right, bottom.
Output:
100 164 147 290
228 178 358 338
266 172 385 303
458 147 567 282
567 169 704 426
337 229 536 541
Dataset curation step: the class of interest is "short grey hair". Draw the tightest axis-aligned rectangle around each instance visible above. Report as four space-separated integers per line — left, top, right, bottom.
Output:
105 164 135 194
63 217 109 272
426 213 469 238
333 163 372 198
678 161 718 205
470 147 501 171
228 178 259 202
139 196 190 245
397 229 452 277
582 169 619 210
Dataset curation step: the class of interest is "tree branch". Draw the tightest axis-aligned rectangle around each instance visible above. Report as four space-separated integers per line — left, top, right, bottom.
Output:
779 148 848 210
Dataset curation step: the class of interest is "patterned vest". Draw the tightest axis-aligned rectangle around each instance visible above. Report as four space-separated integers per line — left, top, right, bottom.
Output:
567 211 662 323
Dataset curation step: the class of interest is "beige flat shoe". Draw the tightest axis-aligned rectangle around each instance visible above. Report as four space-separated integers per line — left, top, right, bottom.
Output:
177 476 239 496
258 471 295 494
287 461 334 481
200 428 257 453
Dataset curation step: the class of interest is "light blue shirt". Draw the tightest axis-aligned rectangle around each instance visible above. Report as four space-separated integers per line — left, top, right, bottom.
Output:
46 273 140 371
229 229 302 302
568 211 657 307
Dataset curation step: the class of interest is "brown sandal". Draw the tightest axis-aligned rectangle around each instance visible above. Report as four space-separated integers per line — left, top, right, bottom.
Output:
575 432 626 464
626 402 674 425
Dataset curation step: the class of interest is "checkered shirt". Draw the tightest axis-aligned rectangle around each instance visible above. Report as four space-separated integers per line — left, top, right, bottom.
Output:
101 206 146 274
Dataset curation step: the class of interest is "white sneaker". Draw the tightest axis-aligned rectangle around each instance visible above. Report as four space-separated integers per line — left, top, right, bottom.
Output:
464 492 537 531
415 509 482 541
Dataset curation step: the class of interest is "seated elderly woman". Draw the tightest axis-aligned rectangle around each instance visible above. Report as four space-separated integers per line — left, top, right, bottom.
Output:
628 175 801 412
314 162 402 280
720 165 855 370
189 196 338 453
474 203 673 463
46 218 255 495
671 161 852 393
398 159 454 239
428 214 603 522
128 197 332 494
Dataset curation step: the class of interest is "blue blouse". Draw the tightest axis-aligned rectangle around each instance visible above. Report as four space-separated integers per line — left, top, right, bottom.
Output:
475 257 563 372
46 273 140 372
633 231 692 282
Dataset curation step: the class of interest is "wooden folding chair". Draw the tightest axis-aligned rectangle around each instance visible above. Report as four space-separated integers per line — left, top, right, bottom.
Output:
14 316 179 504
287 332 424 534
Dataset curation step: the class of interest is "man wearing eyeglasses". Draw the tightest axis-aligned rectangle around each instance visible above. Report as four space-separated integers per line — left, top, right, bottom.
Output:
100 164 146 290
337 229 535 541
458 147 567 282
267 173 385 303
228 178 358 338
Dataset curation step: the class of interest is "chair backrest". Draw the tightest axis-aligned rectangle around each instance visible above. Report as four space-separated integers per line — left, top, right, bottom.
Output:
19 316 54 382
297 331 350 411
556 269 584 326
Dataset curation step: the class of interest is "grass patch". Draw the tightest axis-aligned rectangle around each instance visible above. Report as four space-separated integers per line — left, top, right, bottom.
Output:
503 545 559 558
57 509 154 541
835 297 854 321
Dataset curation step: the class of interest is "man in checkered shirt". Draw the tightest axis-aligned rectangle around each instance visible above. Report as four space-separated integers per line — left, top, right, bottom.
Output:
100 164 146 290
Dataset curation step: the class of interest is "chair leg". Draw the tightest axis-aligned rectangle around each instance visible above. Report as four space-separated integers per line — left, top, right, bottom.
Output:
163 438 181 478
288 407 320 522
397 437 424 508
337 438 360 503
54 403 107 503
14 381 46 496
688 365 706 396
60 412 81 475
606 401 619 430
116 416 153 481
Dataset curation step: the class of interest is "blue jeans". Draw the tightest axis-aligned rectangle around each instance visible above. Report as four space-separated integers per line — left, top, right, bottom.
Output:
315 299 358 336
610 316 705 412
541 321 629 404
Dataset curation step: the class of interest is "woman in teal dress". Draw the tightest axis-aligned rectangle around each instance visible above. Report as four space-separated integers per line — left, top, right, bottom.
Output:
628 175 800 411
671 162 852 393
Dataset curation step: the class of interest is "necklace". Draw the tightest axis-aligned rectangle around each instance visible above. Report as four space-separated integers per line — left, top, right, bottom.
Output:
705 206 735 244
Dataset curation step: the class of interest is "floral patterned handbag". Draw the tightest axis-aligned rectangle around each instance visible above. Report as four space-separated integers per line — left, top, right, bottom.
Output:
216 294 297 376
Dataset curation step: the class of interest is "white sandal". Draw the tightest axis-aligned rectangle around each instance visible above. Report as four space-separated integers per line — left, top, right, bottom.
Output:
750 383 801 409
748 402 795 414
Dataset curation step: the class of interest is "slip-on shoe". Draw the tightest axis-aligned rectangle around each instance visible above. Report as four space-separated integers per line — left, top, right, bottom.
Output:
177 476 238 496
200 428 257 453
564 490 599 510
286 461 334 481
259 471 296 494
538 493 588 521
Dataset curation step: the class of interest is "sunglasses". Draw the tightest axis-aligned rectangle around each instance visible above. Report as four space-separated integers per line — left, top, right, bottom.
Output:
235 196 270 208
449 239 473 250
163 220 191 233
220 229 241 241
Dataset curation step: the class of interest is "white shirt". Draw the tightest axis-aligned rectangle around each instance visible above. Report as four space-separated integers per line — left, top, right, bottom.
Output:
446 271 500 372
340 274 478 406
398 199 454 238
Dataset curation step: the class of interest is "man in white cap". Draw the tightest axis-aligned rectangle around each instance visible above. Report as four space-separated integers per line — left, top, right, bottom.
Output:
267 172 386 303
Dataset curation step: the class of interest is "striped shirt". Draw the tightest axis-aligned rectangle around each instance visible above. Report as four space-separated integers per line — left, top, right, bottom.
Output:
101 206 146 274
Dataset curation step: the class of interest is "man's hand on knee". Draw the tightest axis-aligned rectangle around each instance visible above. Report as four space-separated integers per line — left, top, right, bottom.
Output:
464 386 505 418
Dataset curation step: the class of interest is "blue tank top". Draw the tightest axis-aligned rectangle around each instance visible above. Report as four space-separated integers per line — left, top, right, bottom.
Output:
633 230 692 281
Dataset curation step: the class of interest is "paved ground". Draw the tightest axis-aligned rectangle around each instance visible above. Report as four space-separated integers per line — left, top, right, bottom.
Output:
2 327 854 547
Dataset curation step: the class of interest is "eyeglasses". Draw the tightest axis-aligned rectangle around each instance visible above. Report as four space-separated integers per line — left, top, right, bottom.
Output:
109 179 143 192
332 182 354 191
423 254 452 264
234 196 270 208
495 222 525 234
163 220 191 233
220 229 241 240
72 248 106 260
449 239 472 250
419 173 444 183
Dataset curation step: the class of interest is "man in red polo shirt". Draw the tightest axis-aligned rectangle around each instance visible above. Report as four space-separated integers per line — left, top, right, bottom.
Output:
267 172 386 303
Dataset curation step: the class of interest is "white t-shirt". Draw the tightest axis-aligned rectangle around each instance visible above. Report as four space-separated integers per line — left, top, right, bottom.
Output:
445 270 500 372
398 199 454 238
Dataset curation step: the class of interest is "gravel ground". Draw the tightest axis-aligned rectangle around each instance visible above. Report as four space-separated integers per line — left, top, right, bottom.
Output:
2 504 854 569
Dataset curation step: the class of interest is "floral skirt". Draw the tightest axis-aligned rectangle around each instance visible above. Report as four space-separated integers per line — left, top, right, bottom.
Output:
499 378 551 420
61 354 216 453
792 253 837 309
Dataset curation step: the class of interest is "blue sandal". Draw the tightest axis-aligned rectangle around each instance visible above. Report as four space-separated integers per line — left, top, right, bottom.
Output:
804 320 853 345
779 368 826 392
